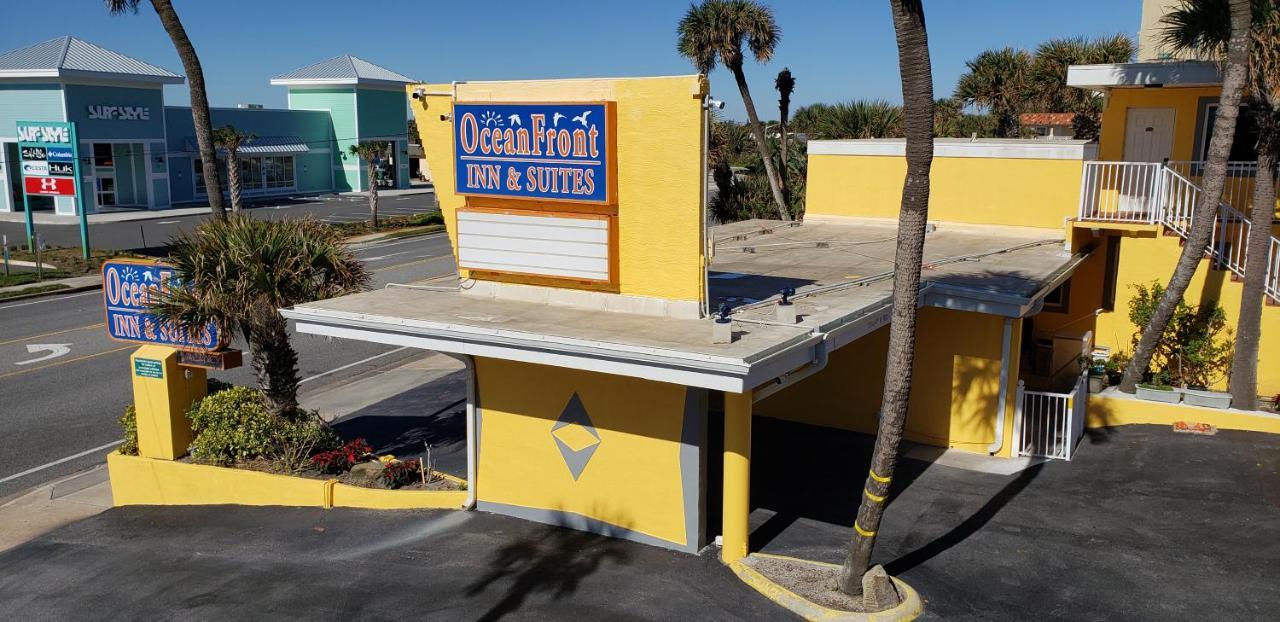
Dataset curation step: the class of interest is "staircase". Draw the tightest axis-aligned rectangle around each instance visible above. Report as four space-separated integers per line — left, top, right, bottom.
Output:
1079 160 1280 303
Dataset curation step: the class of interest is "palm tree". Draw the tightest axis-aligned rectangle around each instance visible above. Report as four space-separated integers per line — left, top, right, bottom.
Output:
1120 0 1253 393
212 126 255 213
837 0 934 602
955 47 1032 138
1029 35 1135 140
791 100 904 140
678 0 790 221
349 141 390 228
150 216 369 418
775 68 795 202
1163 0 1278 409
107 0 226 218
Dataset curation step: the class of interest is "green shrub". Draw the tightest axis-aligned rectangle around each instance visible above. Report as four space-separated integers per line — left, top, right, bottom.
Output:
410 211 444 226
118 405 139 456
187 386 337 467
1126 281 1233 388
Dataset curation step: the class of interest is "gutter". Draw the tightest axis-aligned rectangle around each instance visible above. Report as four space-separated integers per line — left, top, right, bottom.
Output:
442 353 479 510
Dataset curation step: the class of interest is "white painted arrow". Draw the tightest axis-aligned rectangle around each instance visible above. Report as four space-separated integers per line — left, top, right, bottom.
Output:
15 343 72 366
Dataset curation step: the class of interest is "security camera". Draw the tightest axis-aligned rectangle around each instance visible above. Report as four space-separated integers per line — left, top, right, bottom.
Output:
704 98 725 110
411 87 426 99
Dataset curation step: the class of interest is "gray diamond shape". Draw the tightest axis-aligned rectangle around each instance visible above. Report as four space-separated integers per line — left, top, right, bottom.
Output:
551 392 601 480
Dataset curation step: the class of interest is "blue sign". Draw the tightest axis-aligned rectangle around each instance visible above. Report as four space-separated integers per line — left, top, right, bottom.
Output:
102 260 222 351
47 146 74 161
453 102 614 204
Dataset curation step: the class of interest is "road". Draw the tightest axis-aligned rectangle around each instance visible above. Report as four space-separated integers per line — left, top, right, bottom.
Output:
0 232 457 500
0 190 437 252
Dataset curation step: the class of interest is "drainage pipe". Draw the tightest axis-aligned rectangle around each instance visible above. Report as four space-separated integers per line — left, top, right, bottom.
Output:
987 318 1015 456
443 353 478 510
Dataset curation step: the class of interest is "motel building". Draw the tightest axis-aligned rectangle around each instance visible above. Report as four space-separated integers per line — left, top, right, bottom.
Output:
0 36 415 217
259 59 1276 568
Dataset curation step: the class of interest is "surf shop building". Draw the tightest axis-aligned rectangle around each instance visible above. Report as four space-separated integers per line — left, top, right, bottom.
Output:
0 36 416 217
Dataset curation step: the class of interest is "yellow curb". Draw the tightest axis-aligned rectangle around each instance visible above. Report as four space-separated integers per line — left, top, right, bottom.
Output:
730 553 922 622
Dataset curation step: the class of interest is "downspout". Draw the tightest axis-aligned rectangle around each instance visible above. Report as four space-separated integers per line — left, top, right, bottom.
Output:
988 317 1015 455
443 353 478 510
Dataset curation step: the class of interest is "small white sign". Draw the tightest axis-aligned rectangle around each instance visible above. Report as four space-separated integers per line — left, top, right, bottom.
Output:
21 161 49 176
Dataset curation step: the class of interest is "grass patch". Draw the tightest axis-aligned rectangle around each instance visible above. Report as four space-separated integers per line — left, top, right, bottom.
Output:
331 211 444 237
0 271 72 287
0 283 70 299
3 246 126 275
379 224 446 240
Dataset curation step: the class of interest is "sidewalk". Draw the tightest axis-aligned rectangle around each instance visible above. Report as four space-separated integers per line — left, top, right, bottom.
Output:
0 466 112 554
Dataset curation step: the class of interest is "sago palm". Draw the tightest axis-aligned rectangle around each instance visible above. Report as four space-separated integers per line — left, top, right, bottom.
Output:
1162 0 1278 409
212 125 256 213
678 0 791 221
955 47 1032 138
150 216 370 418
349 141 390 228
1120 0 1253 394
107 0 226 217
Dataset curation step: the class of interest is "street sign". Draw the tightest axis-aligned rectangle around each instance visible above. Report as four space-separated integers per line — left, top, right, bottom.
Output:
453 102 616 204
102 259 224 351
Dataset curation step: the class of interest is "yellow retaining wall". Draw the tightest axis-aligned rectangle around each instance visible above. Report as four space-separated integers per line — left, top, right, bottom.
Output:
1088 391 1280 433
474 357 696 549
756 307 1022 457
107 452 465 510
410 76 708 303
805 153 1083 229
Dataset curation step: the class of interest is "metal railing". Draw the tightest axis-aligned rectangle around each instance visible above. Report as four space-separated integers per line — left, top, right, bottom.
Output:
1165 160 1278 216
1014 371 1088 461
1078 160 1280 303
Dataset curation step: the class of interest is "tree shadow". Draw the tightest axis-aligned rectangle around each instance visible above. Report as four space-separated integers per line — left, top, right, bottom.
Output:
884 461 1045 576
463 506 635 621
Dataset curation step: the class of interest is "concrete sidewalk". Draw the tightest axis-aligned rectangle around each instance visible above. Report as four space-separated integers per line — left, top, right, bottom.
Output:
0 466 112 554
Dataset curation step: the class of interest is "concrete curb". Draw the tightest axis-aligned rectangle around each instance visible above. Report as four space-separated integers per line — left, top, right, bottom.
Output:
345 226 446 249
729 553 922 621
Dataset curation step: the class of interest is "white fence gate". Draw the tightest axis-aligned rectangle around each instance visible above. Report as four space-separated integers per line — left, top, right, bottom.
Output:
1014 371 1088 461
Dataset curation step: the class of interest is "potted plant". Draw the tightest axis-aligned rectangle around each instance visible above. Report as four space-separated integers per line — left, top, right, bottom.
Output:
1183 386 1232 409
1135 382 1182 403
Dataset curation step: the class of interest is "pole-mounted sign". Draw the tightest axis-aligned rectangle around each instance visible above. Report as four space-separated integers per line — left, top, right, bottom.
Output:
101 259 225 351
452 102 616 204
16 121 89 258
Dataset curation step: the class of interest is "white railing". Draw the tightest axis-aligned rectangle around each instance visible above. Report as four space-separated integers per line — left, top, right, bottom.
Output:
1014 371 1088 461
1166 160 1277 216
1079 160 1280 303
1079 161 1163 223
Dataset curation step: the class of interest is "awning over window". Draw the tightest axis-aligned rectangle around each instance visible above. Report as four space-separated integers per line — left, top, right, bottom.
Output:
183 135 310 155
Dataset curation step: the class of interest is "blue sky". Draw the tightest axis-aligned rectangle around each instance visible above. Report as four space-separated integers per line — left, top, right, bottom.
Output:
2 1 1140 120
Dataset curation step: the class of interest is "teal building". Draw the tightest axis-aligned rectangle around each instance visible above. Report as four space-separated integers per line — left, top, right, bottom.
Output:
0 37 415 215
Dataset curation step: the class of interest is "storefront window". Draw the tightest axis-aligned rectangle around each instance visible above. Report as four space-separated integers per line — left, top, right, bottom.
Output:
93 143 113 168
264 156 295 189
193 158 228 195
241 157 263 191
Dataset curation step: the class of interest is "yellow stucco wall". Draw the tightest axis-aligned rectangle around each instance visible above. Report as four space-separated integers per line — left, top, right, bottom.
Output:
409 77 708 303
474 357 695 547
1097 86 1219 162
806 154 1083 229
755 308 1022 456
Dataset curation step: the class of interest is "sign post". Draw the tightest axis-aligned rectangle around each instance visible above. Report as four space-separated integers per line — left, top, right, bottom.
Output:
16 121 89 259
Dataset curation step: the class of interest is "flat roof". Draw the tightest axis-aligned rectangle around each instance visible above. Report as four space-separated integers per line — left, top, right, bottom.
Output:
1067 61 1222 90
284 218 1083 393
808 138 1096 160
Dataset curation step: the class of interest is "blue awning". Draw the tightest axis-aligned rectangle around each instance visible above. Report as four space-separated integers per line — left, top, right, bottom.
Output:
183 135 310 155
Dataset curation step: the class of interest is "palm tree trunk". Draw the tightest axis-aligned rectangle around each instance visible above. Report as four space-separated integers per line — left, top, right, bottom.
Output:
779 118 789 204
368 163 379 227
1120 0 1251 393
1228 147 1274 410
149 0 225 218
248 311 300 419
731 65 790 221
227 148 242 213
837 0 934 597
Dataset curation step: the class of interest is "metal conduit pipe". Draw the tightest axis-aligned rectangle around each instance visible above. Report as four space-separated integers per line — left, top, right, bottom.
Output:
752 332 829 403
987 318 1015 456
442 352 479 510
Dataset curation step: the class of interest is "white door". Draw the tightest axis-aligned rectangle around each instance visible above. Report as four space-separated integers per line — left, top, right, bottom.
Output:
1123 108 1175 162
1121 108 1175 215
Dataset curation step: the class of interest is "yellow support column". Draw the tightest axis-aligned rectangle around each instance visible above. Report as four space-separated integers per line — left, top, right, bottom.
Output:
722 390 752 564
130 345 206 460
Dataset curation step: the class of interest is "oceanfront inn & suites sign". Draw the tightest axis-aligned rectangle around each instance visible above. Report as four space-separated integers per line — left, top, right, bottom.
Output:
453 102 616 204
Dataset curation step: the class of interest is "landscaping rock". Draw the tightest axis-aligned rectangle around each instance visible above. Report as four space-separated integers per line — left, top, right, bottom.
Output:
862 565 902 611
348 461 383 485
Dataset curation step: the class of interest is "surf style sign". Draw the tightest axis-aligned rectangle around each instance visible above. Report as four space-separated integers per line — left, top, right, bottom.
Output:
453 102 615 204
